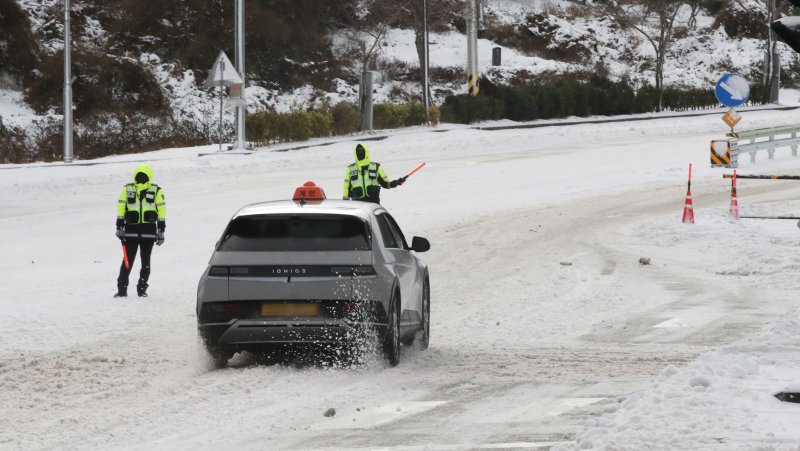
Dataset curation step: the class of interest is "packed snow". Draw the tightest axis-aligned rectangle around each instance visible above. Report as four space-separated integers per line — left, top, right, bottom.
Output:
3 104 800 449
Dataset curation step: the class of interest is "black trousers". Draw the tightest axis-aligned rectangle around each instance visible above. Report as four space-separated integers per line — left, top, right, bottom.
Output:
117 241 154 289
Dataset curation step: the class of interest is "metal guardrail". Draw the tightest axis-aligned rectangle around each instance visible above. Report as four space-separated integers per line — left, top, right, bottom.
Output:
730 125 800 165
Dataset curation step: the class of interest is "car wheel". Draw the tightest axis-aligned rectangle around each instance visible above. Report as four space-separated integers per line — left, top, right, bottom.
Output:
415 278 430 350
383 292 401 367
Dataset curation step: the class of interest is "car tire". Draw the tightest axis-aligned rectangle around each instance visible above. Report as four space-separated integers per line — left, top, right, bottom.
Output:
383 292 401 367
414 278 430 350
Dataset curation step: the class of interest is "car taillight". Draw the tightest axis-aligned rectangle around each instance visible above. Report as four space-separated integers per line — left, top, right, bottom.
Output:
209 266 228 276
342 302 358 314
352 266 376 276
331 266 376 277
223 303 240 313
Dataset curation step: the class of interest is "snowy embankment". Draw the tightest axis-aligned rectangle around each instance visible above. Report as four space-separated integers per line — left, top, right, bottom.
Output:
578 312 800 449
570 204 800 449
2 107 800 449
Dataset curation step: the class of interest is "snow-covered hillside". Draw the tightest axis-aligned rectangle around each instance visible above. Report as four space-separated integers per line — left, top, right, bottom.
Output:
2 0 796 126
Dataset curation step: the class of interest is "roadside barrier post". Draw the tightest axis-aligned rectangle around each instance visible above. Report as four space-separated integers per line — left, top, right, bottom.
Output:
683 163 695 224
729 170 740 220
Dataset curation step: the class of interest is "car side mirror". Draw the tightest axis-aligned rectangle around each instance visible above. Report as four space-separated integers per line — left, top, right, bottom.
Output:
410 236 430 253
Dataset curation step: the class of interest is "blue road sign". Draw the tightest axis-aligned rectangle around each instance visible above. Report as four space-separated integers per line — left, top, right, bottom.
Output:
715 74 750 108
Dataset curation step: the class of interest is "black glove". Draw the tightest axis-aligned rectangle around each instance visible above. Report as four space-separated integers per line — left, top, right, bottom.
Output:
398 176 407 186
115 227 124 241
156 231 165 246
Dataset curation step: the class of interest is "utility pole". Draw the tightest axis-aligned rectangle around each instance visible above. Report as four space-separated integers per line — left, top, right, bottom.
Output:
234 0 246 150
422 0 430 111
765 0 779 103
465 0 479 96
219 58 224 153
63 0 73 163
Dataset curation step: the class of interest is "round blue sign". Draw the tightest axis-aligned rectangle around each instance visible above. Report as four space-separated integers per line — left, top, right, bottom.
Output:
715 74 750 108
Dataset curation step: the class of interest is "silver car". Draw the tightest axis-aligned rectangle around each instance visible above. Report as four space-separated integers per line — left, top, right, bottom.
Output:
197 188 430 368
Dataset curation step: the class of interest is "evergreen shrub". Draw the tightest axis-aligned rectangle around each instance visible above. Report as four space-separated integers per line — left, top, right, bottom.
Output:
331 103 360 135
440 76 729 124
373 102 429 129
0 118 28 164
246 101 431 146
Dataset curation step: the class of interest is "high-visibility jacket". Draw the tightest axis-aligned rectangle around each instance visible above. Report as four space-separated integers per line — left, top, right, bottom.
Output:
344 162 393 203
117 165 166 242
343 143 399 203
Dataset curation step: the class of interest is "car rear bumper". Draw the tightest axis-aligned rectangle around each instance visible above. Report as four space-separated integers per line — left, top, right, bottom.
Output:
199 318 388 349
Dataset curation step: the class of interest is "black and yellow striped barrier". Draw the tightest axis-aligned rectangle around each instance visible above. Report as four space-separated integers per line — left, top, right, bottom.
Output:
468 73 480 97
710 140 732 167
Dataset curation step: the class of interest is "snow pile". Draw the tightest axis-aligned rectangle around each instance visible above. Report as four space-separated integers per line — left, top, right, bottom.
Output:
575 312 800 449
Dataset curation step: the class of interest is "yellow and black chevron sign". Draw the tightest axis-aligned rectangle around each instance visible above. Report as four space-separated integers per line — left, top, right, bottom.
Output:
710 140 731 167
468 73 480 96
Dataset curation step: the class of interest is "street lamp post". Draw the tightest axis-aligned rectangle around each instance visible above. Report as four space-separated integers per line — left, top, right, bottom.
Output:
422 0 430 111
465 0 479 96
234 0 246 150
63 0 73 163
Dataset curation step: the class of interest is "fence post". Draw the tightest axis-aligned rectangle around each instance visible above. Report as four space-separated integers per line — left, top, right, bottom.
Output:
768 134 776 159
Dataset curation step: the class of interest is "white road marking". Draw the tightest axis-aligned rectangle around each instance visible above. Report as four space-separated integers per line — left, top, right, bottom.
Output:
483 397 606 423
542 397 606 417
653 317 691 329
652 305 726 330
311 401 448 430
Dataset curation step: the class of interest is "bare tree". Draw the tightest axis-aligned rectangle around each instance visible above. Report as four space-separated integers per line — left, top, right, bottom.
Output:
685 0 703 28
598 0 687 111
732 0 786 102
338 0 402 128
765 0 779 103
402 0 459 105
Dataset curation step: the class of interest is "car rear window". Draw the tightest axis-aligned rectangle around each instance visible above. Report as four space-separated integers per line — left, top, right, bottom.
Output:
217 214 371 252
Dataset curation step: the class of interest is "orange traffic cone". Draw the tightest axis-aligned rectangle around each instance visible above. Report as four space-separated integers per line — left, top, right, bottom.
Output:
682 163 695 224
729 170 739 220
683 189 695 224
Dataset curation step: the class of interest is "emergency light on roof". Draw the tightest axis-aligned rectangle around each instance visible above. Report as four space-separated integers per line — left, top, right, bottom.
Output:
292 181 327 202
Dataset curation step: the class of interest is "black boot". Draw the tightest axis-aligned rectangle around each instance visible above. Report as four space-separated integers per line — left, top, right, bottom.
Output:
114 286 127 298
137 281 149 297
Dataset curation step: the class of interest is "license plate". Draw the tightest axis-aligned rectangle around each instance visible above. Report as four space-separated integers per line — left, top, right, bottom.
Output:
261 303 320 317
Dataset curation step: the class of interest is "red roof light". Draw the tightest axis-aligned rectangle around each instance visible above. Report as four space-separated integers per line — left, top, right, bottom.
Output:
293 181 327 202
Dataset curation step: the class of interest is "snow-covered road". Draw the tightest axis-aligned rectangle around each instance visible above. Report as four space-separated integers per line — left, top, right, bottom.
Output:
2 111 800 450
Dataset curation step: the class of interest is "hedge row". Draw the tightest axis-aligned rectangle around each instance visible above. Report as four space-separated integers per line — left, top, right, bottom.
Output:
2 101 436 163
440 76 764 124
245 102 437 146
0 114 207 164
0 117 28 164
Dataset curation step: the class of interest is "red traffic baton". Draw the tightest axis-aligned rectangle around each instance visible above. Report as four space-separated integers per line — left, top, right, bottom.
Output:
405 162 426 178
122 243 130 270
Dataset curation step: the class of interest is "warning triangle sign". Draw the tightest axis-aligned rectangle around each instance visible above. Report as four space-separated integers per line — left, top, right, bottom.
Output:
204 51 243 88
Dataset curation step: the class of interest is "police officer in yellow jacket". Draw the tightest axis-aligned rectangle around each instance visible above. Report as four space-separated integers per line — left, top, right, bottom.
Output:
115 164 166 297
343 143 405 203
